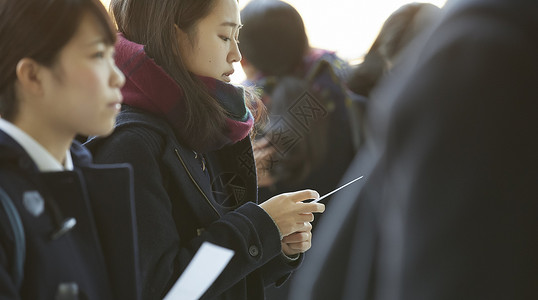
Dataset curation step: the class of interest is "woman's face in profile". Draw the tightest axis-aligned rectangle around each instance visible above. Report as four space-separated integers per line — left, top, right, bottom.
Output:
37 12 125 138
176 0 242 82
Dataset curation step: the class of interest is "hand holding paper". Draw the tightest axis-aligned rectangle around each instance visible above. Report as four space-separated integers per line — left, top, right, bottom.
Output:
260 190 324 238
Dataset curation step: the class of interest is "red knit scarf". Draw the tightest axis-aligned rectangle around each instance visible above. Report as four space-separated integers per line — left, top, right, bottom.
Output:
114 34 254 152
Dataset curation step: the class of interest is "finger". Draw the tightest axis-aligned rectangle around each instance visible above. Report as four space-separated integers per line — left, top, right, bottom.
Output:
298 202 325 213
288 190 320 203
286 241 311 252
282 233 300 244
295 213 314 223
292 222 312 233
282 231 310 243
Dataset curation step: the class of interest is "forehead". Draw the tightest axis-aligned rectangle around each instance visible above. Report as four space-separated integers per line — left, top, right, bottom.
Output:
66 12 107 48
201 0 241 27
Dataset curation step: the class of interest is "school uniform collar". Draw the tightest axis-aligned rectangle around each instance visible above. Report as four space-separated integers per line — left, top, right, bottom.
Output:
0 118 73 171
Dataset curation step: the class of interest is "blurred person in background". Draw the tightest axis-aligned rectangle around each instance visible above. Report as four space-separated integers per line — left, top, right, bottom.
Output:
240 0 364 221
239 1 365 299
290 0 538 299
347 2 441 98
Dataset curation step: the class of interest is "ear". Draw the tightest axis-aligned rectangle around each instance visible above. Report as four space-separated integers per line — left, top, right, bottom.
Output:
15 58 44 96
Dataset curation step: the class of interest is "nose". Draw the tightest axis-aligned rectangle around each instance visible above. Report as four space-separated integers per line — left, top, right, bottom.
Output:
228 39 242 63
110 61 126 89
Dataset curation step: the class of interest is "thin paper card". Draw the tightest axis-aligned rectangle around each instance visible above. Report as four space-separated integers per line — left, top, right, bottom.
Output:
311 175 364 203
163 242 234 300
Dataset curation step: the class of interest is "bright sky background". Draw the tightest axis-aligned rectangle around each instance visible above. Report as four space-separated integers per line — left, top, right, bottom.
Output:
100 0 447 82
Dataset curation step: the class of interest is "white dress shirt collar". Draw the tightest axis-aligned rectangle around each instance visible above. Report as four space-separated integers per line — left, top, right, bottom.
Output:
0 118 73 172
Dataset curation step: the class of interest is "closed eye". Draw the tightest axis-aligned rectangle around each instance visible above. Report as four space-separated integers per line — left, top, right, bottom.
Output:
92 51 105 59
219 36 231 42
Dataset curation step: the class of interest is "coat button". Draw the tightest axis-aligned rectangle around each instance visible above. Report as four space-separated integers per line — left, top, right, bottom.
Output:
248 245 259 257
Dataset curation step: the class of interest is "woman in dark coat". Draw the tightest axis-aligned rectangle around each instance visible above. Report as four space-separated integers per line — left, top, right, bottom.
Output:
85 0 325 299
0 0 139 299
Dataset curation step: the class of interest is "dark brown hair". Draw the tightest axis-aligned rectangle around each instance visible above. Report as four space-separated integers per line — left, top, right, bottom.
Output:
239 0 309 76
111 0 263 150
347 3 441 97
0 0 116 121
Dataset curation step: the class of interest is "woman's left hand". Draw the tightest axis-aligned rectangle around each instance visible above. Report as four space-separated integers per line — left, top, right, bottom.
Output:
281 222 313 256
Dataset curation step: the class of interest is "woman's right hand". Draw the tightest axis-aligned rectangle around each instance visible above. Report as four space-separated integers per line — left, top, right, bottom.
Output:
259 190 325 238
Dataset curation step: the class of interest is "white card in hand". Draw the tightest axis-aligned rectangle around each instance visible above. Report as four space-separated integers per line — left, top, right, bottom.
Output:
311 175 364 203
163 242 234 300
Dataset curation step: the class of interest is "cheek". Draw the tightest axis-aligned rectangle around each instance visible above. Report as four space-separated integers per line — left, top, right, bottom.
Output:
62 68 108 111
74 69 108 98
78 68 102 88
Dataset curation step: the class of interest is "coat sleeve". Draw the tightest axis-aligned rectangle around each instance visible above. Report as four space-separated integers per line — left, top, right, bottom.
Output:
259 252 303 288
89 126 285 299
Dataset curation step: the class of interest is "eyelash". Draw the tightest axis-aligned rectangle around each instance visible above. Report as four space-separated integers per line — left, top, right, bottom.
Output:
92 49 115 60
219 35 240 44
92 51 106 59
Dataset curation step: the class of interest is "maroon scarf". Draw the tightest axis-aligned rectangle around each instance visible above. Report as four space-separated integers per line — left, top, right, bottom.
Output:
114 34 254 153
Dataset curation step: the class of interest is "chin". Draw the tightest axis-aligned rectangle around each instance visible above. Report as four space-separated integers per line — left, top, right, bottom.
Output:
99 124 117 137
84 123 116 138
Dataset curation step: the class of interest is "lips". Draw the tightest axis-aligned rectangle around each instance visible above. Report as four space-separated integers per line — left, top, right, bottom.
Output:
109 97 123 111
222 70 234 82
222 70 234 83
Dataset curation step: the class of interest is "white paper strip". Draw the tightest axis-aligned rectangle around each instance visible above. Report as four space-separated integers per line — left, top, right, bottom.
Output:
311 175 364 203
163 242 234 300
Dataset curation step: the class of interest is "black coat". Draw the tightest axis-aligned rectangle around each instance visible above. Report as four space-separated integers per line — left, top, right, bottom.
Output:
290 0 538 299
86 106 300 300
0 131 140 299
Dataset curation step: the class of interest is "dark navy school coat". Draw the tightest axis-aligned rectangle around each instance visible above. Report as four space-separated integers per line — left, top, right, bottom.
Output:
0 131 140 300
86 106 301 300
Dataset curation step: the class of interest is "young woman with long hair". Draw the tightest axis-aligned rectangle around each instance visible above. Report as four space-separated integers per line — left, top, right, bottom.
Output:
86 0 325 299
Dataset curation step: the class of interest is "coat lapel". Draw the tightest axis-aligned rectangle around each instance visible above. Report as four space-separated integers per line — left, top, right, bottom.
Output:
81 165 141 300
169 144 221 224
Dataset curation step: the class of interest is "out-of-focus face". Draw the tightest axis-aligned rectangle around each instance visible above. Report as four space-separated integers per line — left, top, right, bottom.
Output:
177 0 242 82
40 11 125 137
